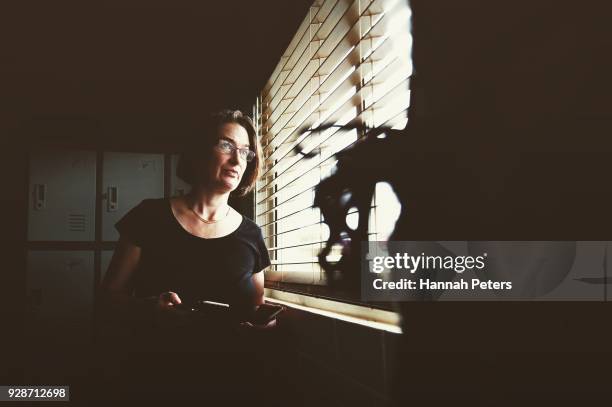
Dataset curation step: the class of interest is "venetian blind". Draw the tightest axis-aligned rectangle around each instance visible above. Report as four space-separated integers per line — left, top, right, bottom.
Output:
253 0 411 294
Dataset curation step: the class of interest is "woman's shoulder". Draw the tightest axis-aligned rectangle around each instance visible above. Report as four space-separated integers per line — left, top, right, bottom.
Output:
238 214 259 229
235 214 264 237
116 198 169 246
234 215 270 266
138 197 169 212
129 197 170 224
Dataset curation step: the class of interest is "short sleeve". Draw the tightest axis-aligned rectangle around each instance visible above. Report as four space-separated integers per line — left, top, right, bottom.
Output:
254 228 271 273
115 199 150 247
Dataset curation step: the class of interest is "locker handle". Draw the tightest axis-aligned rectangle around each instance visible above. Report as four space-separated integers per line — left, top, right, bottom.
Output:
33 184 46 210
107 186 118 212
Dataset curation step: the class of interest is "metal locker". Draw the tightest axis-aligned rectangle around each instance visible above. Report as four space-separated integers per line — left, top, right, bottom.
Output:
27 149 96 241
100 250 114 284
26 250 95 347
170 153 191 197
101 152 164 241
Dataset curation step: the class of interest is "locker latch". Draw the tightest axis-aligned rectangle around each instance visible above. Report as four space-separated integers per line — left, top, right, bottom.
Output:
107 186 118 212
33 184 47 211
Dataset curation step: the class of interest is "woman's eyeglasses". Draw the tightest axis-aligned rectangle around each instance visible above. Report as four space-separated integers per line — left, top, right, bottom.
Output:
216 139 255 162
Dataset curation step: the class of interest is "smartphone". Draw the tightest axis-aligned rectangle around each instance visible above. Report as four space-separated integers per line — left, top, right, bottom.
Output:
248 303 285 325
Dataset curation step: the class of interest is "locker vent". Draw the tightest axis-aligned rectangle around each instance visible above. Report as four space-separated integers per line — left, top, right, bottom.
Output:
68 214 86 232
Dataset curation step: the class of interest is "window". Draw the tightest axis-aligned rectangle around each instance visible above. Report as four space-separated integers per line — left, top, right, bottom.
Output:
254 0 411 305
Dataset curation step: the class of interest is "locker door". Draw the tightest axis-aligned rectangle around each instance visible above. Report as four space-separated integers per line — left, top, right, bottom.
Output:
100 250 114 284
170 153 190 197
25 250 95 383
26 250 95 346
101 152 164 241
28 149 96 241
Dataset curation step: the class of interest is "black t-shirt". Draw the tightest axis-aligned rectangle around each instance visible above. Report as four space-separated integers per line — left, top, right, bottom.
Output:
115 198 271 319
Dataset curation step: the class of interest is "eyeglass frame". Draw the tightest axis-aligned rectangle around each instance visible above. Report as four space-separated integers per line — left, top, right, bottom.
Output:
215 138 256 162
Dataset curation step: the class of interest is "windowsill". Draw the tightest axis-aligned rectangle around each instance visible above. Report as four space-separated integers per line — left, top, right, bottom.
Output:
264 288 402 334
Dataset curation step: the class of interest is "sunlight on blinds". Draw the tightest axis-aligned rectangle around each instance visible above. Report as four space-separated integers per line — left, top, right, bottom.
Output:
254 0 411 288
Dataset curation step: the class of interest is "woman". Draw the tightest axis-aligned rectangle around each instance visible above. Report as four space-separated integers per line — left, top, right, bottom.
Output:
99 110 274 404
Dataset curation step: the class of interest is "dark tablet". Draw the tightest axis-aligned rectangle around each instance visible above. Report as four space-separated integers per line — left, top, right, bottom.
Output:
175 300 230 316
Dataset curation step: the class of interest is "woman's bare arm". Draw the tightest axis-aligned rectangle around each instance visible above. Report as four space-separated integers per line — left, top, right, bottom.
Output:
102 236 141 292
99 237 155 322
252 270 265 306
240 270 277 329
99 236 183 324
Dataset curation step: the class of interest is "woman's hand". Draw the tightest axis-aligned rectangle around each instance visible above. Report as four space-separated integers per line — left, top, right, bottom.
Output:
157 291 182 309
238 318 277 331
153 291 189 327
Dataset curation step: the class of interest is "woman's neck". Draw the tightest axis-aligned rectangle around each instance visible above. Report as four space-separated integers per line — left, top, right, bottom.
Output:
186 187 230 219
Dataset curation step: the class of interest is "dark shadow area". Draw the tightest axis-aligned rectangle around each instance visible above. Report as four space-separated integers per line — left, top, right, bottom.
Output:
2 1 612 406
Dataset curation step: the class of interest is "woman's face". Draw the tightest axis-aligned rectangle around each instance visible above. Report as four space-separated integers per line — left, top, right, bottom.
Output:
204 122 251 193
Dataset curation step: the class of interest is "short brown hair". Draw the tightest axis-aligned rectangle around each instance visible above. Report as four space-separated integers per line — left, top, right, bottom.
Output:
177 110 263 196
